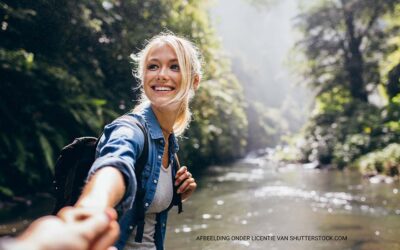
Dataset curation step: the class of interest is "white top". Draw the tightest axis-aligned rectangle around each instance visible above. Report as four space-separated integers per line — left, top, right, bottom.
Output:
125 164 173 250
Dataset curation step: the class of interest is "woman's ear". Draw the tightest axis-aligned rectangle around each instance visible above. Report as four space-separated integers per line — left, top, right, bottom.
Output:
193 75 200 90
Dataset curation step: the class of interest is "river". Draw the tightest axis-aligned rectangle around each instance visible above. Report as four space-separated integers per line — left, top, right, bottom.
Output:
1 155 399 250
166 155 400 250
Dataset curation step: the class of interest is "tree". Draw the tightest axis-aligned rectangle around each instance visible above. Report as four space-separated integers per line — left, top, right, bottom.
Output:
296 0 398 102
293 0 400 166
381 3 400 99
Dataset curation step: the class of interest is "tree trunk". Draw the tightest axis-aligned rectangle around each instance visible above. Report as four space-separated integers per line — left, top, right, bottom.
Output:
343 8 369 102
387 63 400 99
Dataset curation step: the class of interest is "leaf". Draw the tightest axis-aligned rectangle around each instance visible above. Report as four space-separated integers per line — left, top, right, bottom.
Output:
14 138 27 173
0 186 13 197
38 133 54 173
89 98 107 106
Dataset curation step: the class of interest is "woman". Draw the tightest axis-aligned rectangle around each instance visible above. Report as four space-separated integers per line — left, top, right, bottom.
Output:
61 32 200 250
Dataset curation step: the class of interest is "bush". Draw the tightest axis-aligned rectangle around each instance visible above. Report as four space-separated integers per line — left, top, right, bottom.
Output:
354 143 400 176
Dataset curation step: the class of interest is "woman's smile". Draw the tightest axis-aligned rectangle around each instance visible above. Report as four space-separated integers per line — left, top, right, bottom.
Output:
152 86 175 91
150 84 176 94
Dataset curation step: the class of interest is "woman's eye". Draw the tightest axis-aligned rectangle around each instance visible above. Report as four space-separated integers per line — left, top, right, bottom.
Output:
170 64 180 71
147 64 158 70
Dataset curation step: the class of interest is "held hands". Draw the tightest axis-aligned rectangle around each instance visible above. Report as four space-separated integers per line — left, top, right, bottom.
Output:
55 207 120 250
9 207 119 250
175 166 197 201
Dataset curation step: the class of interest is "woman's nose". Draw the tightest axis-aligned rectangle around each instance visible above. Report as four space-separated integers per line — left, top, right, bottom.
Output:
157 67 168 81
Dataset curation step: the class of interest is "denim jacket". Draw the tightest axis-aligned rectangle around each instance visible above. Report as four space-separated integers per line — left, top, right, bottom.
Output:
88 104 182 250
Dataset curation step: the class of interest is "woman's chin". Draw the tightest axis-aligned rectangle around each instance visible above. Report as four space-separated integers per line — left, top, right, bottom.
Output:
150 99 182 111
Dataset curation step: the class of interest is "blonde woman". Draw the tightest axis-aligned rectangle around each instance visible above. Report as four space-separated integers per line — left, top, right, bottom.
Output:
60 32 201 250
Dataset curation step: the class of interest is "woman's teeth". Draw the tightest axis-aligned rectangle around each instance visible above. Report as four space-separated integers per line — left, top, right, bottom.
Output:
153 86 174 91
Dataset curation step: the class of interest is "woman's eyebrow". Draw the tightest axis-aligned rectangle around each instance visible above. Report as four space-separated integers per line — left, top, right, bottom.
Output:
147 58 160 63
147 58 178 62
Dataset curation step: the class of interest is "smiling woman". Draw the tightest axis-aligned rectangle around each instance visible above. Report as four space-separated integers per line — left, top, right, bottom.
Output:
143 44 183 109
57 32 203 250
133 33 202 136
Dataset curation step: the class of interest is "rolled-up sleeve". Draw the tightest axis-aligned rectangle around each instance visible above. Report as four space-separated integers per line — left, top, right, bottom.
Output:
87 120 145 213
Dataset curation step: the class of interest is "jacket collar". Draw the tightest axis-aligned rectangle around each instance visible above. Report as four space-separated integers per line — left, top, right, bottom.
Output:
141 103 179 153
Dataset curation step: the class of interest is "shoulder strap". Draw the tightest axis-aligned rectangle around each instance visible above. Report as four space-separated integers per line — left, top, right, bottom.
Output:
133 121 148 176
174 153 181 169
173 153 183 213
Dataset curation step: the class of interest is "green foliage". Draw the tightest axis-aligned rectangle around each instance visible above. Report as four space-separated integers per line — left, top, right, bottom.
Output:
381 3 400 99
295 0 396 101
293 0 400 174
0 0 249 196
0 0 169 196
180 77 248 166
354 143 400 176
273 142 303 163
314 86 351 115
299 94 385 166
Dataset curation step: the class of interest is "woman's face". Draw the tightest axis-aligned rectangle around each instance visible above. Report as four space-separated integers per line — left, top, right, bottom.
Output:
143 43 182 108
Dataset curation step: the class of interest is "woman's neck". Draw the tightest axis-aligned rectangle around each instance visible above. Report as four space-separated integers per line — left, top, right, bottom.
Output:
151 104 179 136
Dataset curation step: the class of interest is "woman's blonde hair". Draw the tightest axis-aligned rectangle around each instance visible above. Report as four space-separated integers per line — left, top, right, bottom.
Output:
132 32 202 136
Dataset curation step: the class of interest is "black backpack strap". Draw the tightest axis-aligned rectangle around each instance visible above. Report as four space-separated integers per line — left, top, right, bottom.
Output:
165 152 183 214
173 153 183 213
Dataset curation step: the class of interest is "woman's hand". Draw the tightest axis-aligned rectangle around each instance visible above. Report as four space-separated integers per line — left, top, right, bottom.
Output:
174 166 197 202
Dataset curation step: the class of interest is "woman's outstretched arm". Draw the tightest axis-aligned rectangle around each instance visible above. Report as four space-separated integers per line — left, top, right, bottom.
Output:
75 167 126 209
56 167 125 247
73 120 146 212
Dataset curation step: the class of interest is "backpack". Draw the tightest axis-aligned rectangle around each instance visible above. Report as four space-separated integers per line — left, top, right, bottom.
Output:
52 115 148 214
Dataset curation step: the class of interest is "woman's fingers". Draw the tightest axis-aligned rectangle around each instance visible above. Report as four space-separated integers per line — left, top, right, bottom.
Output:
175 167 192 186
57 206 83 223
177 177 197 202
75 213 111 242
104 208 118 221
177 178 195 194
58 206 98 223
57 207 119 250
175 166 187 177
175 165 197 200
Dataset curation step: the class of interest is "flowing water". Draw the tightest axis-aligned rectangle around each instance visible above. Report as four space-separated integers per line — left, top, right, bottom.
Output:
166 156 400 250
1 155 399 250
